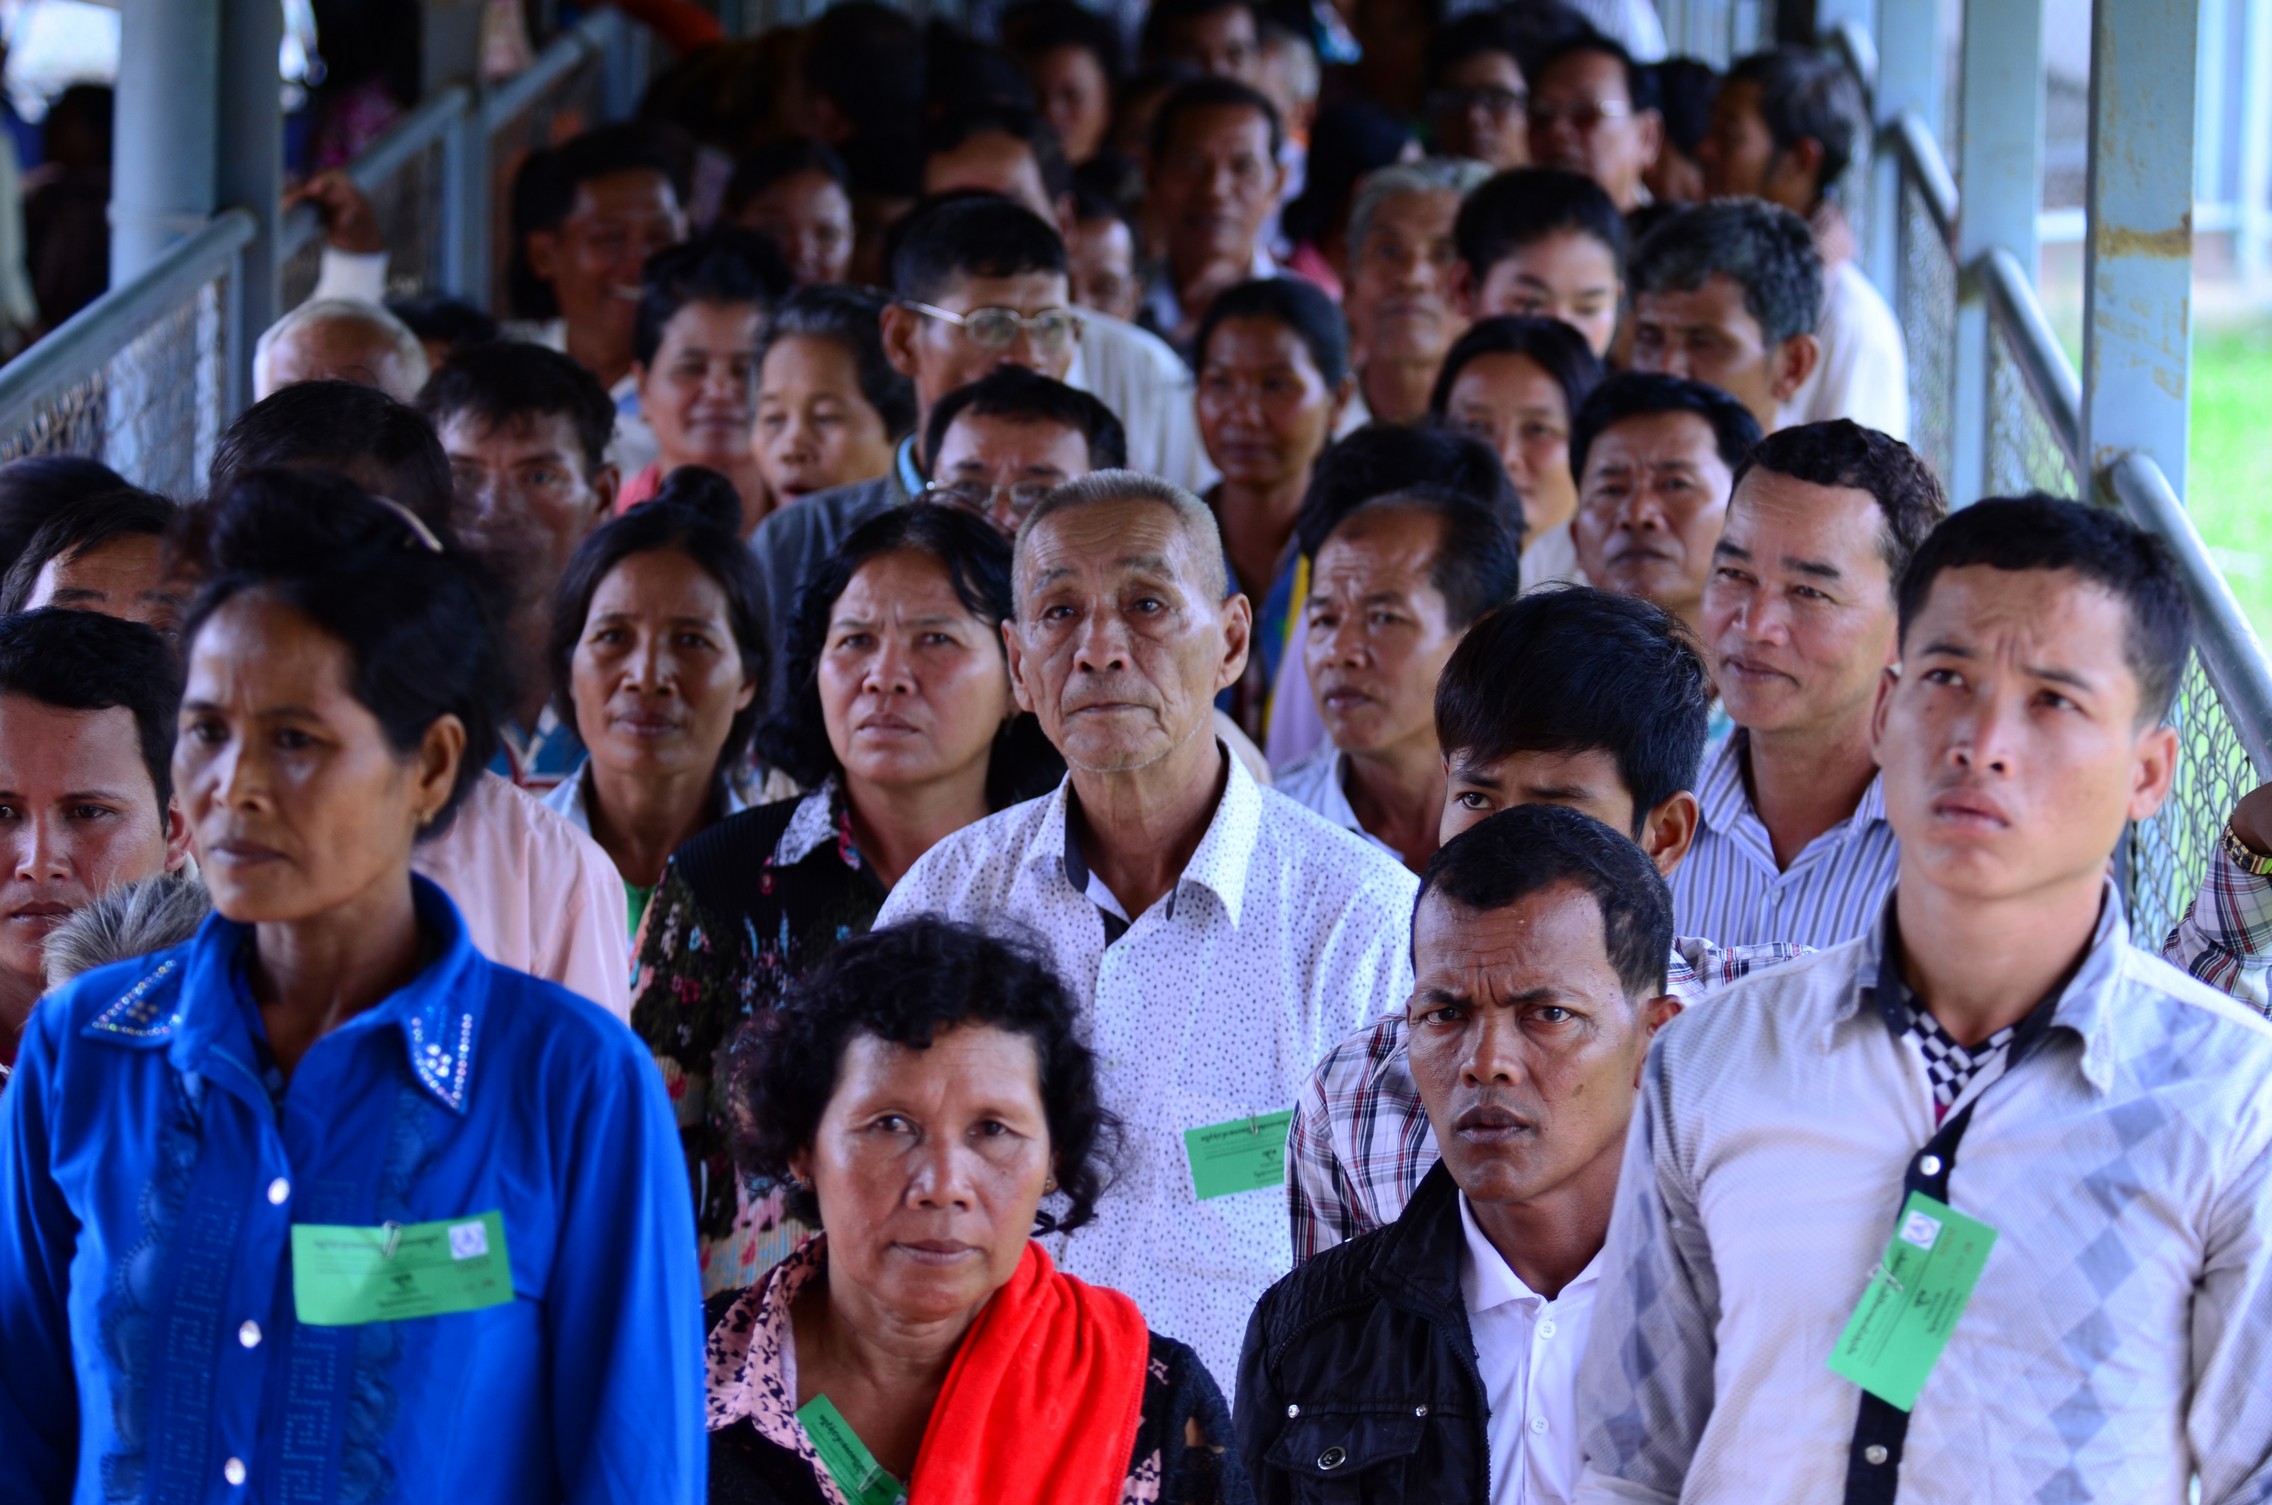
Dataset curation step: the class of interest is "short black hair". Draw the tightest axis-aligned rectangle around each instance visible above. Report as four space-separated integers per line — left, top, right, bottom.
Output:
508 121 692 321
0 456 133 577
888 193 1070 306
631 227 793 369
547 469 769 777
1731 419 1948 586
385 294 499 352
1535 31 1651 108
1149 75 1285 165
416 339 617 475
1650 57 1721 157
1436 585 1712 828
1294 423 1521 559
1004 0 1127 80
1725 47 1866 199
1896 495 2194 724
1454 166 1629 282
210 382 456 530
756 285 918 441
923 366 1128 476
0 487 173 614
1140 0 1257 65
801 2 927 145
179 469 509 834
1194 276 1351 389
1630 198 1823 346
1427 10 1526 88
0 607 181 814
1429 314 1605 428
1281 101 1417 248
928 103 1076 202
723 137 851 221
759 504 1051 809
719 915 1119 1233
1327 486 1523 627
1419 801 1674 998
1569 371 1763 485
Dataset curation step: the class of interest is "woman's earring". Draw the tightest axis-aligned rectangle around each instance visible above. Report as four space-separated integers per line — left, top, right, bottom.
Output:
1043 1175 1058 1195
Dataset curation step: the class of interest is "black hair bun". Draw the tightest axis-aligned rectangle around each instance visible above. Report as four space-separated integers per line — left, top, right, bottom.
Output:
642 466 747 536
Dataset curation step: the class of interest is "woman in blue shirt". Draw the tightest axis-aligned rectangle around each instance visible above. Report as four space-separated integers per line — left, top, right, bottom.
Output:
0 469 705 1503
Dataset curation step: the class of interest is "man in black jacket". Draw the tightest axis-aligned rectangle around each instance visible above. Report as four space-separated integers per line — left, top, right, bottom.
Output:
1236 803 1678 1502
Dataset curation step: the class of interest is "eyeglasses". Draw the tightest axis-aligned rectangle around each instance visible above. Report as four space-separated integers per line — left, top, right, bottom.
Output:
922 478 1060 520
1527 98 1634 132
903 302 1084 351
1429 85 1528 120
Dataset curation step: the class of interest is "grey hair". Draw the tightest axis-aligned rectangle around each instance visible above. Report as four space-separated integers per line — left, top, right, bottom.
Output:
1348 158 1496 261
1015 468 1230 603
43 872 213 989
253 297 432 404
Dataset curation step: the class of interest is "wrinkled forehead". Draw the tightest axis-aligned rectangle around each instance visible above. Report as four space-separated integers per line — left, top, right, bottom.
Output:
1015 496 1214 597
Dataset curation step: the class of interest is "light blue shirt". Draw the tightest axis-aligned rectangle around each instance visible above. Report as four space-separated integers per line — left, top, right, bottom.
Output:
0 877 704 1504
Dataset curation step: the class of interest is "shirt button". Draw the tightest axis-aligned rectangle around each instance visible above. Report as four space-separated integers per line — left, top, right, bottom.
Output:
1539 1320 1557 1338
1918 1155 1942 1177
238 1320 261 1349
1865 1445 1889 1465
223 1457 247 1486
1414 1404 1429 1417
1529 1416 1549 1434
266 1178 290 1205
1285 1403 1300 1418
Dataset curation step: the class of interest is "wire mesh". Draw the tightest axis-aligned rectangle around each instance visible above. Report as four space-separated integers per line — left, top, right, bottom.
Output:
1984 325 2080 499
2128 657 2261 950
1899 176 1957 487
0 272 230 500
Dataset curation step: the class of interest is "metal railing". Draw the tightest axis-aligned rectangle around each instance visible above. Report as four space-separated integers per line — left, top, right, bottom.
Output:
0 10 627 493
1847 19 2272 938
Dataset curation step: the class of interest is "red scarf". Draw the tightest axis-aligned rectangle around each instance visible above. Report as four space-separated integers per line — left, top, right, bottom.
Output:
907 1241 1150 1505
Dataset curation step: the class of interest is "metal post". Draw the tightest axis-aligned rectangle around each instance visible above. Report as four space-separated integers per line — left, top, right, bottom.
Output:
2079 0 2198 499
214 0 284 418
1950 0 2045 506
110 0 220 286
2238 0 2272 288
443 104 491 306
1866 0 1939 298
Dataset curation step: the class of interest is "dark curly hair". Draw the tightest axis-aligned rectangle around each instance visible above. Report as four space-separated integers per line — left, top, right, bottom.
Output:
719 917 1119 1233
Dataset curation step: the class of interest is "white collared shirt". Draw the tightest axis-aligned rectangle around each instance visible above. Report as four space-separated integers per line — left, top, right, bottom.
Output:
1272 747 1401 861
1460 1194 1599 1505
1064 306 1211 492
875 749 1418 1384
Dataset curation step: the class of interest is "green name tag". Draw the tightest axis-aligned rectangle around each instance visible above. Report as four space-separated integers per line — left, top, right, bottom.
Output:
290 1211 514 1326
797 1394 907 1505
1826 1191 1997 1411
1183 1109 1294 1200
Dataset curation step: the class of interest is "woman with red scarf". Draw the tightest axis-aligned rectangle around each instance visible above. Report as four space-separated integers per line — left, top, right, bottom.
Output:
702 916 1251 1505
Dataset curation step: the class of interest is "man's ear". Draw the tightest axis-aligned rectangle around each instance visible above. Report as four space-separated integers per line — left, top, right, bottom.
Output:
1002 617 1037 716
880 303 924 380
1770 332 1820 401
1634 109 1665 172
1054 192 1079 247
1635 993 1683 1085
588 463 621 525
1216 589 1254 692
1450 259 1477 318
525 228 561 286
2128 722 2180 824
162 798 192 876
1637 789 1700 876
1868 661 1900 765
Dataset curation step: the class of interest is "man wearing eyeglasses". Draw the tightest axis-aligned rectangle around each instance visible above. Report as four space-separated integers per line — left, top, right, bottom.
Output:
917 366 1128 538
1527 35 1664 214
1426 11 1534 171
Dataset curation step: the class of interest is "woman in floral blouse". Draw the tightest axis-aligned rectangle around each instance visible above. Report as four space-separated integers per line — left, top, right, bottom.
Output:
630 503 1060 1294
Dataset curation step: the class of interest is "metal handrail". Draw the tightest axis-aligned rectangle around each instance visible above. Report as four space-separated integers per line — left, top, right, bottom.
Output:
1893 110 1959 242
2108 453 2272 780
0 208 256 439
278 84 475 259
479 9 617 133
1978 246 2085 477
1829 16 1878 95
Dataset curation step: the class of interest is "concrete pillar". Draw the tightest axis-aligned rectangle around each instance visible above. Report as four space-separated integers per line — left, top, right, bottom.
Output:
110 0 220 285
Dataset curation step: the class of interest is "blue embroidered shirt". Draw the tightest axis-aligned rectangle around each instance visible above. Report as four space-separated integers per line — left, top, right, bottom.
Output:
0 876 705 1505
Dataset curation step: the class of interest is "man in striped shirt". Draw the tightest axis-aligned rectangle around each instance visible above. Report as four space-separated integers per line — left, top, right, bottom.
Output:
1675 420 1946 946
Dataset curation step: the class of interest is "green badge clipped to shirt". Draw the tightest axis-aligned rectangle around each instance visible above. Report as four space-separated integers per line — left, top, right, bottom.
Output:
797 1394 907 1505
291 1211 514 1326
1183 1109 1294 1200
1827 1191 1998 1411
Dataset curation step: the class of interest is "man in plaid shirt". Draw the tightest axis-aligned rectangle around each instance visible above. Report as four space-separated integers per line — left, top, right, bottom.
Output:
1291 585 2272 1259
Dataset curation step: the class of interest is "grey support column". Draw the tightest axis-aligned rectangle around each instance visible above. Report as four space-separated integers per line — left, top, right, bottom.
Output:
110 0 220 285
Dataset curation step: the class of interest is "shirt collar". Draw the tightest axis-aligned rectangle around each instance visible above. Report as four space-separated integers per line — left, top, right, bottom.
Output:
86 874 490 1114
1697 727 1889 842
893 434 923 501
1457 1190 1601 1314
1838 879 2132 1094
1027 745 1264 928
773 777 851 867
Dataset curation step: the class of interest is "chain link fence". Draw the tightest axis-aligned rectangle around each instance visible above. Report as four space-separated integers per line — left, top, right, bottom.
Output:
1983 325 2080 499
1898 175 1958 486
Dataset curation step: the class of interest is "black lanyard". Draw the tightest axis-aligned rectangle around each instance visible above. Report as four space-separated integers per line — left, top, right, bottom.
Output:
1840 907 2071 1505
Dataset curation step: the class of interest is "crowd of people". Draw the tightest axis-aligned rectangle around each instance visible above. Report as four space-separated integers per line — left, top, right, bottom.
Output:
3 2 2271 1502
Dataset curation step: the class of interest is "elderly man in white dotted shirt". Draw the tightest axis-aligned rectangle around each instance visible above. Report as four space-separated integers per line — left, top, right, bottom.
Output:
877 469 1418 1386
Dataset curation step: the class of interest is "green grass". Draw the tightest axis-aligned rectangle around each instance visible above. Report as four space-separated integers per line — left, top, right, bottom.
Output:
2189 320 2272 645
